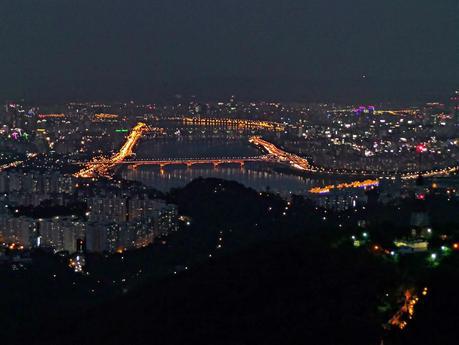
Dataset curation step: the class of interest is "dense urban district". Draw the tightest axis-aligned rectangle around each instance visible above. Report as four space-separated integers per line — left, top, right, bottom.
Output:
1 92 459 344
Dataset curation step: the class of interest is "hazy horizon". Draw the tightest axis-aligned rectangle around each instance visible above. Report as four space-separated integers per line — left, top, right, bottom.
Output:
0 0 457 103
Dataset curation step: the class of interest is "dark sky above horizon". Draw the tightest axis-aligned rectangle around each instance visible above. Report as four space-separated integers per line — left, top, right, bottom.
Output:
0 0 457 102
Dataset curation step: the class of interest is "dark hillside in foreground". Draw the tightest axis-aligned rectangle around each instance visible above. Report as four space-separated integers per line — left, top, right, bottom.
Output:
30 233 395 345
5 178 459 345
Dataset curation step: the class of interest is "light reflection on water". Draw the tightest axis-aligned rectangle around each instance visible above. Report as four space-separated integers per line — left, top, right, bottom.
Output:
122 165 340 196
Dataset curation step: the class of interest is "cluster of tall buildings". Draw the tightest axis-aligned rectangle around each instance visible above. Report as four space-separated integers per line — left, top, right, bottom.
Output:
0 171 180 254
0 170 74 205
84 192 178 252
0 198 178 254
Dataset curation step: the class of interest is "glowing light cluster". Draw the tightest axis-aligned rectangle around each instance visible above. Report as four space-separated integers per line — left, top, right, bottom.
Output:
353 105 375 114
95 113 119 119
0 160 25 172
38 113 65 119
308 179 379 194
416 143 427 153
68 255 85 273
386 288 427 330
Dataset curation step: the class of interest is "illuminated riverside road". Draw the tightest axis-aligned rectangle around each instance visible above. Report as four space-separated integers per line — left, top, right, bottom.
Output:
0 153 38 173
249 136 312 171
75 122 148 178
0 160 25 172
308 179 379 194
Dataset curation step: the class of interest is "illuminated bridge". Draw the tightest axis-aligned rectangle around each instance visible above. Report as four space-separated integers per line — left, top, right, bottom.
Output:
181 117 285 132
121 155 273 169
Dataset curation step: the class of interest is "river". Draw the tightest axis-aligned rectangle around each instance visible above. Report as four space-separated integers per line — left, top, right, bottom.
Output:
122 137 348 196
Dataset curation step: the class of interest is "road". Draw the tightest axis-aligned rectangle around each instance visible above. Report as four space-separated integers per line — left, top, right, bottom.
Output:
249 136 312 171
75 122 148 178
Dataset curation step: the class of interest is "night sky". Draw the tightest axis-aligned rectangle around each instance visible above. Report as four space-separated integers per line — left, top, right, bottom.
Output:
0 0 457 102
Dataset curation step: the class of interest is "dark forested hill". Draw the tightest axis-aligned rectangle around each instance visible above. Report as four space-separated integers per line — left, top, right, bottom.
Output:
30 232 396 345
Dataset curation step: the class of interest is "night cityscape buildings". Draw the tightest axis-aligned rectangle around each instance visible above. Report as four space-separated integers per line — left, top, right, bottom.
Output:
1 94 459 344
0 1 458 344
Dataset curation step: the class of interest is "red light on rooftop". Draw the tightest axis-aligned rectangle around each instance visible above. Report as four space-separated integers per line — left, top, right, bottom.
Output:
416 193 426 200
416 144 427 153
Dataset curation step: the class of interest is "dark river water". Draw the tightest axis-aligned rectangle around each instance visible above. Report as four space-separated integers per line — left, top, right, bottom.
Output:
134 137 260 159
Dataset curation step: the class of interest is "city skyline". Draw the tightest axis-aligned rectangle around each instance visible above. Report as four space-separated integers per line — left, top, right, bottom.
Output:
1 1 459 344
